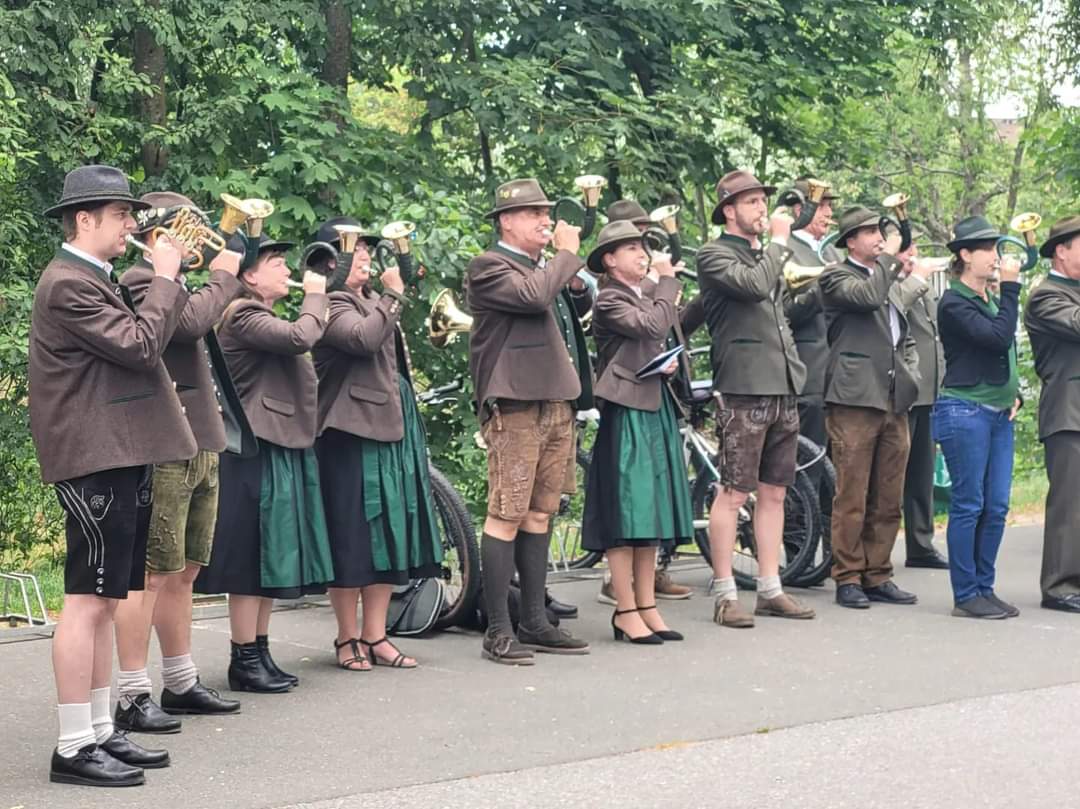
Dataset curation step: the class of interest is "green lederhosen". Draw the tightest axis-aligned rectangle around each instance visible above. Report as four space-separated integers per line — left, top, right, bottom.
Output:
359 375 444 572
259 445 335 588
582 390 694 547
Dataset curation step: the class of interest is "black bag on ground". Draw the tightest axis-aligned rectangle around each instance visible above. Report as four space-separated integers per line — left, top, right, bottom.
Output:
386 578 445 636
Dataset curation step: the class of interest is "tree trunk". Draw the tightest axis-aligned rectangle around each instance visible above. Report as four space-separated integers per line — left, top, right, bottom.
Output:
320 0 351 90
694 182 709 239
478 125 494 188
133 5 168 176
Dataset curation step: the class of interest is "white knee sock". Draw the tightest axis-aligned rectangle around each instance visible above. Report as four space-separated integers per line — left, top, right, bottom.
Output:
116 667 152 709
90 687 114 744
712 576 738 602
757 575 783 600
57 702 96 758
161 653 198 695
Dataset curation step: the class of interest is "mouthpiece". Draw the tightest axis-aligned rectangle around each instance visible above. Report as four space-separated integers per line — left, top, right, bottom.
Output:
541 228 553 239
125 234 151 253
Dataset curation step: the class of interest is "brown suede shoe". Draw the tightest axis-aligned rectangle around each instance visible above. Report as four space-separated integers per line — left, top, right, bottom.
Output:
754 592 816 619
713 597 755 628
655 570 693 600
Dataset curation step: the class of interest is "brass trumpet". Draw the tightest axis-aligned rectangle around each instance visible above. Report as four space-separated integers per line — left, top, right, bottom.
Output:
551 174 607 239
646 204 687 264
242 198 275 238
996 212 1041 272
783 178 831 232
881 191 913 252
375 221 424 284
146 206 226 271
428 288 473 348
783 261 835 290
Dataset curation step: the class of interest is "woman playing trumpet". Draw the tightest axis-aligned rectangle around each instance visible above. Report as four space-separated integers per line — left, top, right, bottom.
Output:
581 221 693 643
194 235 335 692
308 216 444 671
933 216 1022 619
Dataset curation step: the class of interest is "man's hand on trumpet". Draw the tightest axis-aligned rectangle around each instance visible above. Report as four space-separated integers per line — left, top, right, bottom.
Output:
150 234 183 281
649 251 684 279
379 262 406 295
552 219 581 254
769 210 793 245
302 270 327 296
998 255 1021 284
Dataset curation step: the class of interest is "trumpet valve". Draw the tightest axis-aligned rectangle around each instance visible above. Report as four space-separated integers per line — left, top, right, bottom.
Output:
574 174 607 208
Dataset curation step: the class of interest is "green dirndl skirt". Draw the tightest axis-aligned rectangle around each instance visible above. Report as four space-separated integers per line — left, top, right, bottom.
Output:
316 375 443 586
260 444 336 590
582 390 694 549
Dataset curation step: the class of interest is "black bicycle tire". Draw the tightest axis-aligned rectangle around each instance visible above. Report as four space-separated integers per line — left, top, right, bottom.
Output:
691 467 821 589
428 465 481 630
787 439 836 588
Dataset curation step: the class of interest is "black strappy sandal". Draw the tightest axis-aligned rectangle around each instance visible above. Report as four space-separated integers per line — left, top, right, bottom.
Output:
332 637 371 671
637 605 684 641
360 637 418 669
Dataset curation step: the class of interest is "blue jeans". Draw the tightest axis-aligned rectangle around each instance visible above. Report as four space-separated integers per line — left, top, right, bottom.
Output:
931 397 1014 603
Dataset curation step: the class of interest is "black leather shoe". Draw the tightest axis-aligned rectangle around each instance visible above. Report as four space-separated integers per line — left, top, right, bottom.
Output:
228 642 293 693
545 590 579 619
114 693 181 734
983 591 1020 618
905 550 949 569
100 731 170 769
162 679 242 714
256 635 299 687
1042 594 1080 613
50 744 144 787
952 596 1008 619
835 583 870 609
864 581 918 604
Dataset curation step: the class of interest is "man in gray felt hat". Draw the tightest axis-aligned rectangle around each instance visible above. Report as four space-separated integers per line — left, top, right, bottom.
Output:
31 165 196 786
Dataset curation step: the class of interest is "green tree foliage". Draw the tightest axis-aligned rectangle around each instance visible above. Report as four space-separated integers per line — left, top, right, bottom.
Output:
0 0 1074 559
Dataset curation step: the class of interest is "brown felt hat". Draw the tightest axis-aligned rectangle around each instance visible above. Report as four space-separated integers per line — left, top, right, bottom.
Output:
485 178 555 219
835 206 884 249
586 220 646 275
606 199 651 227
1040 215 1080 259
711 170 777 225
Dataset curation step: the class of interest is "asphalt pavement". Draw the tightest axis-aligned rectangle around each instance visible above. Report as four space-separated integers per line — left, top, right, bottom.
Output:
2 523 1076 809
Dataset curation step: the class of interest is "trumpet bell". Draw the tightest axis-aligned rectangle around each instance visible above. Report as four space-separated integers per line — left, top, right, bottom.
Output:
882 192 910 209
219 193 257 235
428 288 473 349
574 174 607 208
381 220 417 254
784 262 829 290
649 204 681 234
242 198 275 238
333 223 366 254
1010 212 1042 247
805 178 831 203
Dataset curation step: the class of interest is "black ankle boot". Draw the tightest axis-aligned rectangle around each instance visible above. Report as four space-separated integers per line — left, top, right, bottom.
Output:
256 635 299 687
227 641 292 693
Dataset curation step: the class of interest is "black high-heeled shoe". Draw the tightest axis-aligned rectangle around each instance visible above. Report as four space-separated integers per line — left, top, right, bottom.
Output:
611 608 663 644
638 605 684 641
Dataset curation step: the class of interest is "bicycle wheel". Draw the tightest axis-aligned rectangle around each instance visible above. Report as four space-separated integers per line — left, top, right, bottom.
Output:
787 437 835 588
548 447 604 570
428 465 481 630
692 467 820 589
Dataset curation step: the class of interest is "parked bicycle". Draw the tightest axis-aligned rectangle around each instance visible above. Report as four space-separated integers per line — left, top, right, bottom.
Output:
415 378 481 629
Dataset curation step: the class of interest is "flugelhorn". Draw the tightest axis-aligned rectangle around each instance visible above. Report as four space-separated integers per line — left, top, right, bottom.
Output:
882 191 913 252
996 212 1041 272
428 288 473 349
551 174 607 239
132 203 225 270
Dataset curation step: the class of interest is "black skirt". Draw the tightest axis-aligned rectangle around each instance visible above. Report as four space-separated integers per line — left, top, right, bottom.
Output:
316 428 443 588
194 449 328 599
